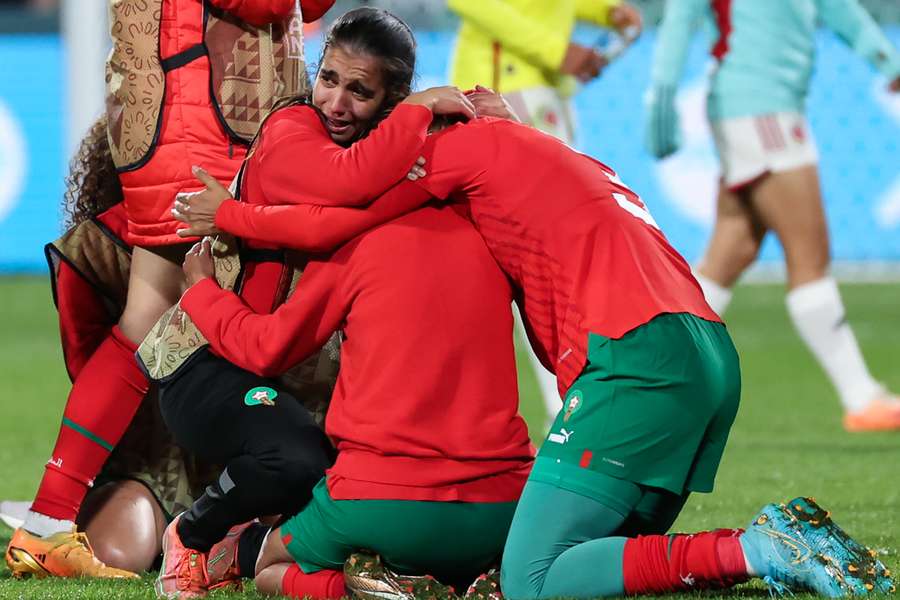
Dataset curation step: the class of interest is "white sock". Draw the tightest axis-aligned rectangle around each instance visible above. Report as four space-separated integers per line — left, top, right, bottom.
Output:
694 272 733 317
22 510 75 537
785 277 882 413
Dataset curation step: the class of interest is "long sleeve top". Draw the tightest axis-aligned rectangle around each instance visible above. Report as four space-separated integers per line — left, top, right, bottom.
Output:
182 206 534 502
649 0 900 120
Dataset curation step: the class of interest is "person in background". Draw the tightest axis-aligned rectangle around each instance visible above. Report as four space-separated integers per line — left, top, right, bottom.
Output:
448 0 642 145
446 0 642 429
645 0 900 432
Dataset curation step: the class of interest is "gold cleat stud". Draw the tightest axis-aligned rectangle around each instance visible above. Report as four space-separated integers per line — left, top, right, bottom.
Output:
864 583 874 591
848 565 859 573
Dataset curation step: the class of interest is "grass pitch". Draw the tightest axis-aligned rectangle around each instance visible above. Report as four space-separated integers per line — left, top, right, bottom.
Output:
0 275 898 599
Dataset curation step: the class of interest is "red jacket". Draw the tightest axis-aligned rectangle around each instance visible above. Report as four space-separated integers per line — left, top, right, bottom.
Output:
183 206 534 502
109 0 334 246
212 117 722 395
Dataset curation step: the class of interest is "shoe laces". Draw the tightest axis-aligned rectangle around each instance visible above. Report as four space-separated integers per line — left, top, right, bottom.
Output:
176 550 208 592
762 575 795 598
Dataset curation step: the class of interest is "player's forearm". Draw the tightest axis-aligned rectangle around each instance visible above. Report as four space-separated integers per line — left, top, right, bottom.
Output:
447 0 569 72
181 278 306 377
260 104 432 208
215 182 431 252
819 0 900 79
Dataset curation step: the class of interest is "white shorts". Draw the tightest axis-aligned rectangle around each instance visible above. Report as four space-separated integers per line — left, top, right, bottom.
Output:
503 86 576 146
711 112 818 190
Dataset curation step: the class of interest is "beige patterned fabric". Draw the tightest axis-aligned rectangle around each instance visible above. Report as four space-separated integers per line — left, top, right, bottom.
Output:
106 0 310 168
105 0 165 169
207 3 310 143
48 218 132 311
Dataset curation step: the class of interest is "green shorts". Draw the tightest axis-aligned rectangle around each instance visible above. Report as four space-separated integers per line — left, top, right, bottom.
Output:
281 479 517 586
533 313 741 506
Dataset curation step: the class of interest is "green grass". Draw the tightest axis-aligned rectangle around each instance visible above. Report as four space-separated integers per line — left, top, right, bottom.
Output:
0 276 898 599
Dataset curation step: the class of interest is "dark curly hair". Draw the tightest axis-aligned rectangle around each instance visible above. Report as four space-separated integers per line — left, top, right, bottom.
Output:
63 115 123 228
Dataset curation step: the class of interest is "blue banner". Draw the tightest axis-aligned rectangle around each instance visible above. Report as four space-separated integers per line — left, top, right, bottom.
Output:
1 28 898 272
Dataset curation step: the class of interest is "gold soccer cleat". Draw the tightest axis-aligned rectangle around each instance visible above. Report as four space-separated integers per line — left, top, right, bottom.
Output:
5 526 139 579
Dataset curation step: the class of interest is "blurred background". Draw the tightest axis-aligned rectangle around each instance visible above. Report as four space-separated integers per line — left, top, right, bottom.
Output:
0 0 898 276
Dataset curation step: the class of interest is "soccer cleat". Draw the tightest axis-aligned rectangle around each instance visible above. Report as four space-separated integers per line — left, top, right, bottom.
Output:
344 552 456 600
783 497 894 594
740 503 851 597
843 395 900 432
204 522 254 592
155 515 210 599
463 569 503 600
4 526 138 579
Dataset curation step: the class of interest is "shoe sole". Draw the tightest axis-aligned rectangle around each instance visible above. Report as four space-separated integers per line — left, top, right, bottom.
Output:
784 498 895 594
5 547 52 579
345 573 413 600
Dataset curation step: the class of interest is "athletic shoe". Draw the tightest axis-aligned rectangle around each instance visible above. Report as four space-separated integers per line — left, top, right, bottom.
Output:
205 522 254 592
0 500 29 529
843 395 900 432
344 552 456 600
740 503 851 597
155 515 209 599
4 526 138 579
783 497 894 594
463 569 502 600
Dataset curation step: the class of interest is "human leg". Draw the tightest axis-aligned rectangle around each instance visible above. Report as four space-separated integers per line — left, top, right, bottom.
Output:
15 245 185 543
77 479 168 573
158 351 333 552
748 166 899 428
695 183 766 315
155 352 333 596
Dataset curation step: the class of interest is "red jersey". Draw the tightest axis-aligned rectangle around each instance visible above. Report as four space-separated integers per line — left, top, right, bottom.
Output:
229 102 433 314
182 206 534 502
214 117 720 396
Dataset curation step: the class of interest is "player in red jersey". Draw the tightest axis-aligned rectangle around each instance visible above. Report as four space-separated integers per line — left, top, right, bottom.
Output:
176 113 892 598
152 9 536 599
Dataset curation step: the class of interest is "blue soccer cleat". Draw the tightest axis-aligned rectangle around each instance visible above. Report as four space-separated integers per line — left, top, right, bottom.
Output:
740 503 852 597
783 497 894 595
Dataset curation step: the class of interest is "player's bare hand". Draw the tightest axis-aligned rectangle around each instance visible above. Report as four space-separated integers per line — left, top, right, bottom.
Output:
173 166 229 238
407 156 427 181
183 239 215 287
403 86 476 120
608 2 643 37
889 76 900 93
467 85 522 122
560 43 607 83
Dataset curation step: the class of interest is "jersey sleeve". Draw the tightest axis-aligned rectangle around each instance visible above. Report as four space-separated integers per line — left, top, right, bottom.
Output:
206 0 294 25
214 181 432 252
256 103 432 207
575 0 620 28
447 0 570 72
181 265 347 377
412 122 491 200
648 0 708 89
816 0 900 79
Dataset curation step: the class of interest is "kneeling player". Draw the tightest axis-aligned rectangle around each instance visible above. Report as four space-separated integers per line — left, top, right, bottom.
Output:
176 114 895 598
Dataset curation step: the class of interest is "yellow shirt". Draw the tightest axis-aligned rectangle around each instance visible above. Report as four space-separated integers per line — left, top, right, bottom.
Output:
448 0 621 93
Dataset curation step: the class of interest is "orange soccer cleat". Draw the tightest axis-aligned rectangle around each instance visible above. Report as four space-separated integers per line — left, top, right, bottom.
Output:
843 395 900 432
5 526 138 579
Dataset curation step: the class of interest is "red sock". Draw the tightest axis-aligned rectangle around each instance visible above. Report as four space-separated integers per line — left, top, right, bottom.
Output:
622 529 749 595
30 326 148 521
281 565 345 599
